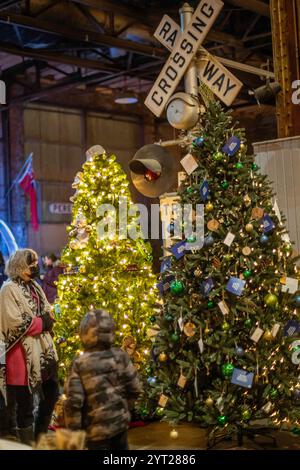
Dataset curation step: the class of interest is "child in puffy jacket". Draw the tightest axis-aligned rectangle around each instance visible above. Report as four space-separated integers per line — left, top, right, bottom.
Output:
64 309 142 450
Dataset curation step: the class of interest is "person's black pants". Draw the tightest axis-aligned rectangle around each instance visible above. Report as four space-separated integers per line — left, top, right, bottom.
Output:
2 380 58 433
87 431 129 450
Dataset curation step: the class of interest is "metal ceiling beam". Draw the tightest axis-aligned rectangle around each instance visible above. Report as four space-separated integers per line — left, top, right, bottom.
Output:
71 0 150 23
0 41 120 72
225 0 270 17
0 11 165 58
0 0 22 11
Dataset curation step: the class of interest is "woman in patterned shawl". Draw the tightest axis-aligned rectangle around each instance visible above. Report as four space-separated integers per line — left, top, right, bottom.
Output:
0 249 58 445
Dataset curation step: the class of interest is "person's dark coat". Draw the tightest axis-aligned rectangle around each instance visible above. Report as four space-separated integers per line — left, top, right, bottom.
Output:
64 310 142 442
42 261 64 303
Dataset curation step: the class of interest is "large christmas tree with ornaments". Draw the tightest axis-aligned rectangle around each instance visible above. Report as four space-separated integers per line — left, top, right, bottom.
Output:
54 150 158 380
145 97 300 437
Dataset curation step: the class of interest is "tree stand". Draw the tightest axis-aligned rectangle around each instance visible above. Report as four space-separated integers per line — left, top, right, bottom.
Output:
207 424 277 449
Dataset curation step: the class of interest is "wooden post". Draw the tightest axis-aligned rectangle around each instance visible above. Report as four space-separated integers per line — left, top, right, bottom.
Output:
270 0 300 137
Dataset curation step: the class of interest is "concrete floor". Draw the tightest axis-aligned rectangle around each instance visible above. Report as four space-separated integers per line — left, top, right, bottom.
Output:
128 422 300 450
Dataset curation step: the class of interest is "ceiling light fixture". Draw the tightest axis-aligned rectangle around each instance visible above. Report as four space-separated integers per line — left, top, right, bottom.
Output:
114 90 138 104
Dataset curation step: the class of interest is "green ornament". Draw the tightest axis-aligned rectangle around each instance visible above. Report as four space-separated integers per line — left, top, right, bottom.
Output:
291 427 300 435
223 254 232 262
139 407 149 418
150 315 156 324
171 332 180 342
282 243 292 253
187 186 194 194
269 388 278 399
170 280 185 295
221 363 234 377
145 366 153 375
217 415 228 426
221 180 229 190
221 321 230 331
165 314 174 322
155 407 164 418
207 300 215 309
252 163 258 171
236 162 244 170
187 234 196 243
264 293 278 308
243 270 252 279
213 151 223 161
242 409 251 421
244 318 252 328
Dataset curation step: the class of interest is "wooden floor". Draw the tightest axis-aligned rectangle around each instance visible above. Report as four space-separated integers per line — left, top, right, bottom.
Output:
128 421 300 450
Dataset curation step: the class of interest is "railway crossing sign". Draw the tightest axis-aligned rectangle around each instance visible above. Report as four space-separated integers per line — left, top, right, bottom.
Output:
145 0 243 117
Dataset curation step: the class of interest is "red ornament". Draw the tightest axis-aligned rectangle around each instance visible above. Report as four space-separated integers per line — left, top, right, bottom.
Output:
144 169 161 181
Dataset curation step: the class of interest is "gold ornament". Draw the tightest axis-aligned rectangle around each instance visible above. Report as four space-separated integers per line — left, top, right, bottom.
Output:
69 240 80 250
205 397 214 407
75 213 87 228
242 246 251 256
122 335 136 356
243 195 251 207
263 330 273 342
170 429 178 439
207 219 220 232
251 207 264 220
205 326 210 334
183 322 196 337
158 352 167 362
245 223 253 233
72 171 84 188
79 266 86 273
240 143 246 150
191 293 201 303
194 267 202 277
205 202 214 213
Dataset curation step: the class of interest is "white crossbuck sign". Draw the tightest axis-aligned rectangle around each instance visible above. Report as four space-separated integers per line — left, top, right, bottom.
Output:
145 0 243 116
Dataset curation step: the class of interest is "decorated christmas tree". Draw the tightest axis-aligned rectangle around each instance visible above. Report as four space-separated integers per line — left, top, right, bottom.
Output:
146 97 300 436
54 150 157 380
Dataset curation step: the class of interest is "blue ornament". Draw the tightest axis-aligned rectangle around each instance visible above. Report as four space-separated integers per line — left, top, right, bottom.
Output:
236 346 245 357
294 295 300 307
260 234 269 245
294 389 300 400
167 222 175 236
204 235 214 247
192 137 204 148
147 377 157 386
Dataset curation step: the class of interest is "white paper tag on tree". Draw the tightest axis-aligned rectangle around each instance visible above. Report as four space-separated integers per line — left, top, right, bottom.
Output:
218 300 229 315
177 374 187 388
223 232 235 247
271 323 280 338
198 338 204 353
180 153 198 175
158 394 169 408
251 327 264 343
282 277 298 294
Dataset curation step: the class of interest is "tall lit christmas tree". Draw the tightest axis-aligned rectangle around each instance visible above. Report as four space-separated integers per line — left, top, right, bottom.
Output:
55 150 157 380
147 97 300 436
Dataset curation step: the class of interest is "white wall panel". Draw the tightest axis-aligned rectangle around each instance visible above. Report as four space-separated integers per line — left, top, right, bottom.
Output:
254 136 300 252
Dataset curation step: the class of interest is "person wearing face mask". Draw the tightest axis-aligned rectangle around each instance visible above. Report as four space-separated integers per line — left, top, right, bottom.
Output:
0 249 58 445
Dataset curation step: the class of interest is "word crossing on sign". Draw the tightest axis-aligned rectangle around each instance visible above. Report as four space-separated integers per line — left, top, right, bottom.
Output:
144 0 224 117
152 4 242 108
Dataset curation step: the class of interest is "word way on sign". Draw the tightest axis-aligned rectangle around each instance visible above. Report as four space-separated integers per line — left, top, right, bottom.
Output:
144 0 224 117
154 11 242 107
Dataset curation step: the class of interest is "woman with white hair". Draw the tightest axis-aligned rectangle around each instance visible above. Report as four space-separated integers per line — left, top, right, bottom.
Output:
0 249 58 445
